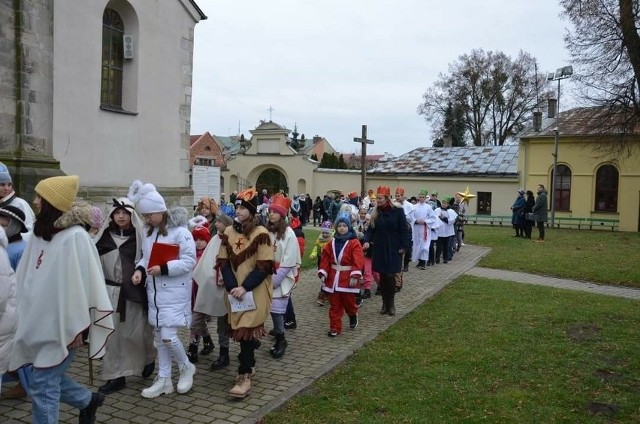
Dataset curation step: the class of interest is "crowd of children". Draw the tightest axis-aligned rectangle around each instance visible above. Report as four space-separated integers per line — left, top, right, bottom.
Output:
0 167 473 421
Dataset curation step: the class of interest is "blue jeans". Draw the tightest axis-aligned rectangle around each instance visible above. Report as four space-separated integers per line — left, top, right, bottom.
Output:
27 350 91 424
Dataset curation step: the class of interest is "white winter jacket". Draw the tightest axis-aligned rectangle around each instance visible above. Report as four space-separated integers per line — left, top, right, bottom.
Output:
0 227 17 373
137 208 196 328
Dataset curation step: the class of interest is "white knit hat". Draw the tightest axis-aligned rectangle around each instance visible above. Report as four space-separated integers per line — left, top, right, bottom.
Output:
127 180 167 214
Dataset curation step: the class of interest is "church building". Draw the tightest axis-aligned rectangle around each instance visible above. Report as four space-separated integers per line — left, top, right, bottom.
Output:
0 0 206 204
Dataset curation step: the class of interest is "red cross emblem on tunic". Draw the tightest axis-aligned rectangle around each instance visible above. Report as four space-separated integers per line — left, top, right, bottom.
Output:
235 237 245 251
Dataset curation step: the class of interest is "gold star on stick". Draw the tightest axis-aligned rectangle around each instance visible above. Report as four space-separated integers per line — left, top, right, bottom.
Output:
456 186 476 205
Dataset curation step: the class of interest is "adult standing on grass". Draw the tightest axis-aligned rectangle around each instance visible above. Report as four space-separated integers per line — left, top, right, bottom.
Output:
532 184 548 243
217 188 274 398
523 190 535 239
510 189 526 237
363 186 411 316
10 175 115 423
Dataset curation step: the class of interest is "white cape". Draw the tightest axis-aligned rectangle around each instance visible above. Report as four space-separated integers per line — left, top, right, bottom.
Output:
192 234 227 317
10 226 114 369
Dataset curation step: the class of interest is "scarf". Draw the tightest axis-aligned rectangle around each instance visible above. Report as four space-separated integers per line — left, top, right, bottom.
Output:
0 191 17 208
95 222 145 321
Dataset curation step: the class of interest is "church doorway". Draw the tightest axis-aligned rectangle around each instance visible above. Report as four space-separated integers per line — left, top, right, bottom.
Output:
256 168 288 195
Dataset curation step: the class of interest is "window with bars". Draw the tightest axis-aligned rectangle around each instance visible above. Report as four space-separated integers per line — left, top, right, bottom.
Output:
552 164 571 211
594 165 618 212
101 8 124 109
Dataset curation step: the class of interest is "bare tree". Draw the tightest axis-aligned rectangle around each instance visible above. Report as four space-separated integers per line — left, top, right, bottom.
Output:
560 0 640 156
417 49 548 146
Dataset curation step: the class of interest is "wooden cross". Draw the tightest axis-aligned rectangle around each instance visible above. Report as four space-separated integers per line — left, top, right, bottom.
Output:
353 125 374 198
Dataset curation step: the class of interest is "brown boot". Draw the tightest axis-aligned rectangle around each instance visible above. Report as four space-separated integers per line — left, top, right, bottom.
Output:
3 382 27 399
229 373 251 398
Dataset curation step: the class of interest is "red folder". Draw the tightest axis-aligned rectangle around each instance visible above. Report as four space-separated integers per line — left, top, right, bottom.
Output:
148 242 179 268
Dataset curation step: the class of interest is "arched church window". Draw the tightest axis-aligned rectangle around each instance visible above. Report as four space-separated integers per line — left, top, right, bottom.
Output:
594 165 618 212
552 164 571 211
101 8 124 109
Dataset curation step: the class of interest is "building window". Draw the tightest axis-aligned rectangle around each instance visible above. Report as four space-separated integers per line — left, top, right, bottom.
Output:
552 164 571 211
595 165 618 212
101 8 124 109
477 192 491 215
195 158 214 166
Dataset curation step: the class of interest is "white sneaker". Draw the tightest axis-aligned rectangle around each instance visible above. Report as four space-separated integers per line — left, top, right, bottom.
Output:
177 361 196 394
141 377 173 398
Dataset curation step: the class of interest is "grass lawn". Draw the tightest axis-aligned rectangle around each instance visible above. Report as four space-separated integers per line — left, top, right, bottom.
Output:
266 277 640 423
467 226 640 288
266 226 640 423
301 227 321 270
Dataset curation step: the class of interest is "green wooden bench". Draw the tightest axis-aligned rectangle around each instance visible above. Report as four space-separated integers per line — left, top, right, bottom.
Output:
553 217 584 229
466 215 619 231
551 217 619 231
584 218 619 231
465 215 512 226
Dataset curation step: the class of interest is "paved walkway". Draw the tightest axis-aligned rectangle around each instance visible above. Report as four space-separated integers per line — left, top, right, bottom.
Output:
466 267 640 300
1 244 638 423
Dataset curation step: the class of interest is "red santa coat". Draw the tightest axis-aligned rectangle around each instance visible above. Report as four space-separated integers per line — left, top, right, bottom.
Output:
318 238 364 294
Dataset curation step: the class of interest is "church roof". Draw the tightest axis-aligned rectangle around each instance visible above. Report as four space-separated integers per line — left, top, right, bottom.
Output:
253 120 288 131
518 106 640 138
213 135 241 150
370 145 519 176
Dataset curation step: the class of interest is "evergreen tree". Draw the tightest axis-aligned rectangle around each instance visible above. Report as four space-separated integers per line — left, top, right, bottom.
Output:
338 154 347 169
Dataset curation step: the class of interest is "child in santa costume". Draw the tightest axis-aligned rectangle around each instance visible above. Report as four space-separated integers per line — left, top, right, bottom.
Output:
318 212 364 337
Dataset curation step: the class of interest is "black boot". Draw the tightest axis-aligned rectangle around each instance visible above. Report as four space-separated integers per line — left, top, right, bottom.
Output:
98 376 126 394
387 293 396 316
361 289 371 299
79 392 105 424
200 336 214 355
142 361 155 378
380 294 388 314
211 346 230 370
187 342 198 364
270 333 287 359
284 319 297 330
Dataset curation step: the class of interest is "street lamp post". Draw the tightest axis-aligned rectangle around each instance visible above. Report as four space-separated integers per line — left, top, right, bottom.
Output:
547 65 573 228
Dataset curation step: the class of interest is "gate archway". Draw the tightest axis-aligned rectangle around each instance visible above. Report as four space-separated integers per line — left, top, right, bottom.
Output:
256 168 288 195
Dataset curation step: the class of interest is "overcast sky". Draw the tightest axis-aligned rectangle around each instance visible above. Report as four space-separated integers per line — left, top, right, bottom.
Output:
191 0 573 156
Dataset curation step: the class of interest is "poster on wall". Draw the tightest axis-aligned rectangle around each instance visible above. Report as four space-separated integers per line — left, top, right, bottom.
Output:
192 165 221 205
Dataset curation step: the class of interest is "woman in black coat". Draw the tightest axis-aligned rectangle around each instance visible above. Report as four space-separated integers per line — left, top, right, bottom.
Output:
363 186 411 316
523 190 536 239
